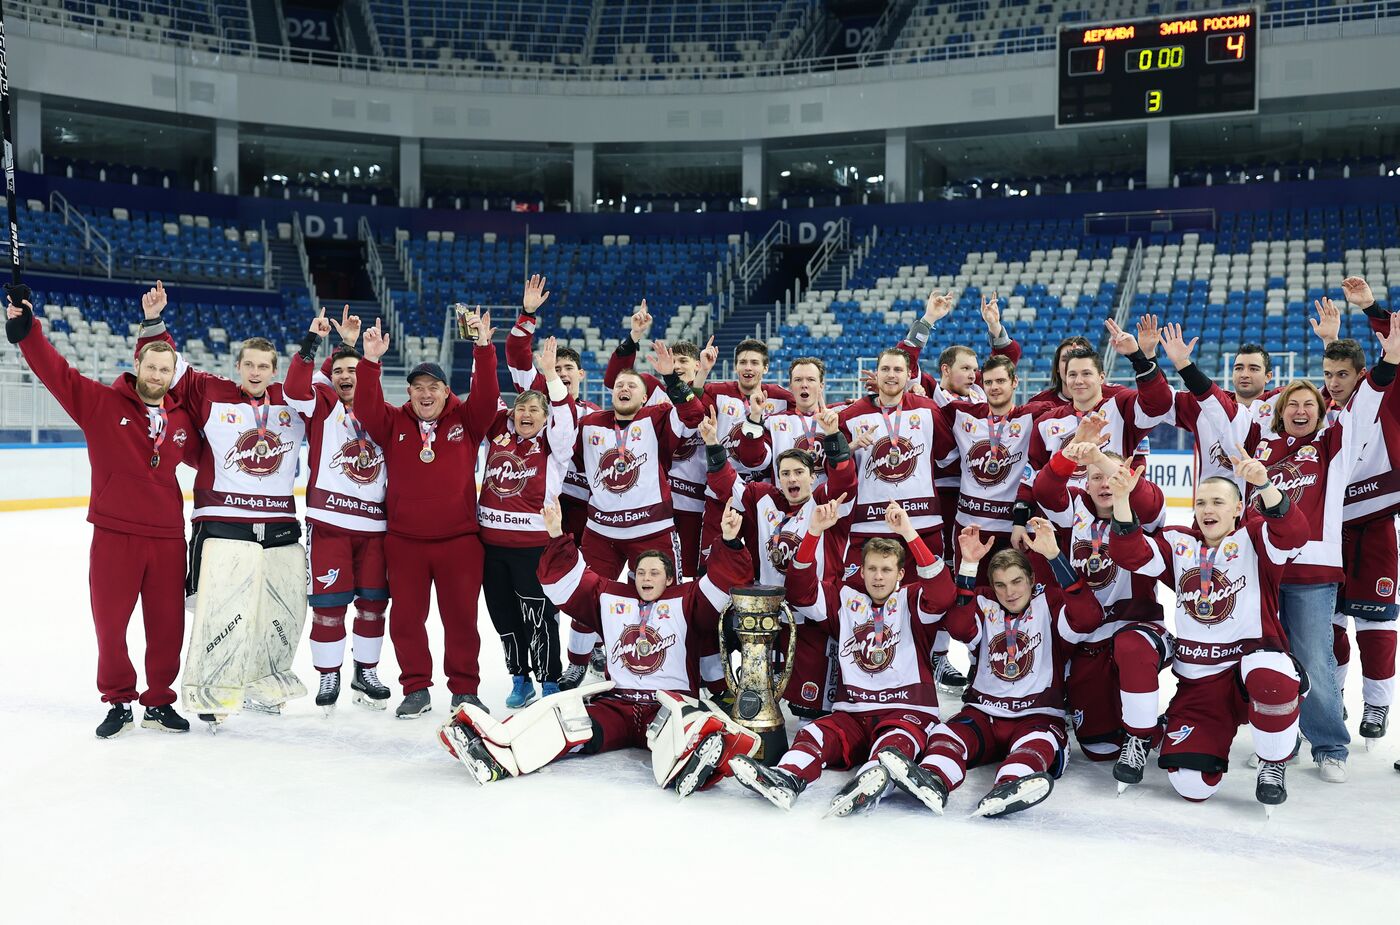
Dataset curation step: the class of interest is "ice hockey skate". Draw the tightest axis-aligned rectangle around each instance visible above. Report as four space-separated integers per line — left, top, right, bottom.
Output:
316 670 340 716
730 754 804 810
1359 703 1389 746
877 748 948 815
972 773 1055 818
351 665 391 710
1256 759 1288 816
933 653 968 693
439 722 512 784
824 762 891 818
672 731 725 799
1114 734 1152 793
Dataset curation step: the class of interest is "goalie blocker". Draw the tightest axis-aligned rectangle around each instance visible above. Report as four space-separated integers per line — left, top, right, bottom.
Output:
182 521 308 718
438 686 759 796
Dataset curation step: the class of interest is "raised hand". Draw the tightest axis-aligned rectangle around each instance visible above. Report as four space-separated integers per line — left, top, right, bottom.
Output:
475 309 496 347
1071 412 1108 449
454 303 478 340
1375 311 1400 364
1104 318 1140 356
747 389 768 423
1010 524 1031 553
1310 297 1341 344
1136 314 1160 358
1342 276 1375 309
958 525 995 566
309 307 332 337
698 336 719 378
541 499 563 538
980 291 1001 334
329 304 362 346
1025 517 1061 559
1159 322 1199 370
537 336 559 382
647 339 676 376
1061 440 1102 468
1108 463 1144 499
698 407 720 445
815 403 840 436
141 280 167 320
522 274 550 314
720 499 744 542
861 368 878 395
848 428 875 453
908 380 927 397
884 501 917 541
809 496 842 534
923 289 957 325
6 299 27 320
362 318 391 362
629 301 653 343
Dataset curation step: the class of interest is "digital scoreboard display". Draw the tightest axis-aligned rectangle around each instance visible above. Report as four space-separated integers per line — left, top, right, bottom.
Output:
1056 9 1258 127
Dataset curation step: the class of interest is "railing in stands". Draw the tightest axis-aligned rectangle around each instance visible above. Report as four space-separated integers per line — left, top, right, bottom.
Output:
14 0 1396 95
1103 238 1144 380
47 191 112 278
722 220 788 324
290 212 320 312
360 215 401 354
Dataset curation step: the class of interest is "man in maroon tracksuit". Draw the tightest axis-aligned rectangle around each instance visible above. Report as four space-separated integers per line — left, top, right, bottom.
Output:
356 315 499 718
8 295 201 737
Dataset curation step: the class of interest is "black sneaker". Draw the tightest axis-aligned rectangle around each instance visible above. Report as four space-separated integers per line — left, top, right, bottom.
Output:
96 703 133 739
140 705 190 733
450 693 489 714
396 689 432 719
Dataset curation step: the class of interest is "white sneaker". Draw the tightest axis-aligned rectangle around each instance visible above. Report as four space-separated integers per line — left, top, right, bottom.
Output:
1317 755 1348 783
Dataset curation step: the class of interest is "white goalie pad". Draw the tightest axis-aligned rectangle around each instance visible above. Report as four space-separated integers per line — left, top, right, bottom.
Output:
243 543 308 706
181 539 265 714
453 681 615 777
648 690 761 788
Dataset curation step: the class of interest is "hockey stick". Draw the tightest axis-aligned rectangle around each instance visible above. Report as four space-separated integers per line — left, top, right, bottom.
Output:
0 0 30 305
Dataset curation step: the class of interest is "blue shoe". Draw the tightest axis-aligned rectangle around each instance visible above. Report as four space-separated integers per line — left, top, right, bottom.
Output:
540 682 560 697
505 675 537 710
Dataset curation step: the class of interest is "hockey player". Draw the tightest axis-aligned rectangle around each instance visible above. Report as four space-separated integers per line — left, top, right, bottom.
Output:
1033 421 1171 784
505 275 598 544
355 314 499 718
730 356 838 486
703 403 856 717
876 520 1103 818
730 501 957 817
1026 320 1174 485
1108 454 1308 809
283 307 392 714
437 500 759 796
1027 335 1096 406
478 336 578 709
136 282 314 726
7 295 200 737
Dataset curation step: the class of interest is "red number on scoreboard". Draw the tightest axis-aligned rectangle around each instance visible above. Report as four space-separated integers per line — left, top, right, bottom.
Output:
1096 46 1105 73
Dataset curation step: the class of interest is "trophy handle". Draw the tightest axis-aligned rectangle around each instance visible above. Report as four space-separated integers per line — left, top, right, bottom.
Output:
720 603 740 694
771 603 799 701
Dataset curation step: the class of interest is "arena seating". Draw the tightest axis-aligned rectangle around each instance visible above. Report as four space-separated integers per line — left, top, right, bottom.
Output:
78 208 266 286
35 1 248 46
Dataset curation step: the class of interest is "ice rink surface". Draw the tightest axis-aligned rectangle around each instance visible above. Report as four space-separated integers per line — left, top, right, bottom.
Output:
3 505 1398 924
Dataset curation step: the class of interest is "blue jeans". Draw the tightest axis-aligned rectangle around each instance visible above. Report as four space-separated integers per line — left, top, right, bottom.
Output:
1279 582 1350 762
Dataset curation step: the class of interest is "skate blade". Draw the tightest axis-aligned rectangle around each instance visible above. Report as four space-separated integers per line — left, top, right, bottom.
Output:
1365 737 1378 751
675 733 725 799
730 761 793 811
936 681 966 694
352 690 389 711
1116 781 1131 795
972 776 1052 818
824 767 888 818
877 752 945 816
320 704 336 718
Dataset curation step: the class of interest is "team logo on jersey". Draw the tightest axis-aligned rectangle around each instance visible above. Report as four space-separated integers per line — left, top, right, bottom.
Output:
767 531 803 573
594 447 648 494
1008 422 1023 437
865 435 920 484
1297 445 1318 462
776 420 789 432
612 602 628 615
222 411 241 425
962 420 975 433
1256 444 1273 462
278 410 293 427
1222 542 1240 562
966 439 1021 487
446 424 465 442
841 618 901 673
672 432 702 462
612 623 675 675
792 432 825 468
173 429 188 447
1178 567 1247 625
987 626 1041 682
492 433 512 447
316 569 340 588
1174 541 1193 558
722 421 748 451
1206 442 1232 473
483 450 537 498
1379 578 1395 598
1048 422 1063 437
1071 539 1118 591
1072 709 1084 729
800 681 819 702
330 440 384 485
843 563 860 579
222 429 293 477
1166 724 1194 746
1252 461 1316 508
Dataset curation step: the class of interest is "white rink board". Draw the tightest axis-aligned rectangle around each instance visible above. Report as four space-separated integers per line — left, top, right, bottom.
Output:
1 504 1398 924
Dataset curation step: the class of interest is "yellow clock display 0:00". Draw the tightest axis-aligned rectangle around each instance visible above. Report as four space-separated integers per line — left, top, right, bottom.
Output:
1126 44 1185 72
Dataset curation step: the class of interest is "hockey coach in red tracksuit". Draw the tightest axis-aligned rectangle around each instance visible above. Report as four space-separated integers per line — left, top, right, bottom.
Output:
7 294 202 738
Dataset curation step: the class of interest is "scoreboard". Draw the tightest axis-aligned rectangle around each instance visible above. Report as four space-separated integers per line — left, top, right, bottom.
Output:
1056 9 1258 127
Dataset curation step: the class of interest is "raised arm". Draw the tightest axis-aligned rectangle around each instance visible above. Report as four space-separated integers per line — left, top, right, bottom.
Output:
354 320 395 445
538 503 607 633
461 311 503 439
7 302 103 426
1025 517 1102 635
783 497 843 626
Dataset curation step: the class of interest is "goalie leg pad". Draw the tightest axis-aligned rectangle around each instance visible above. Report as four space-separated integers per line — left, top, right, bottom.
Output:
648 691 760 790
450 681 615 778
245 543 309 706
181 539 265 715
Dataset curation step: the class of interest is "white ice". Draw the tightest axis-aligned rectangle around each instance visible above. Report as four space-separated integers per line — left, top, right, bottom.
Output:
2 505 1398 924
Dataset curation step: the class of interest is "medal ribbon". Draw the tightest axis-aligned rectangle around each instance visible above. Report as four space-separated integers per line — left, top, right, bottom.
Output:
1088 518 1110 561
613 422 630 454
249 396 270 444
879 405 903 453
799 412 819 448
638 601 654 631
1004 610 1021 666
149 406 168 466
987 412 1006 452
1198 544 1221 612
419 419 438 456
345 408 369 460
871 598 888 645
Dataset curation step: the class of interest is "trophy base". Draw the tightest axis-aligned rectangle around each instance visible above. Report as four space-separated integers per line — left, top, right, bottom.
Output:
754 727 790 766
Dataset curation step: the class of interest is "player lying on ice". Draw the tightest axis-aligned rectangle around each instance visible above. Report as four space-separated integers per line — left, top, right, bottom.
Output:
437 499 762 796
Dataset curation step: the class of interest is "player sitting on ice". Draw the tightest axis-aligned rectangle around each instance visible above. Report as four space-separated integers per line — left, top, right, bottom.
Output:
1108 452 1309 810
729 500 956 817
877 519 1105 819
437 500 760 797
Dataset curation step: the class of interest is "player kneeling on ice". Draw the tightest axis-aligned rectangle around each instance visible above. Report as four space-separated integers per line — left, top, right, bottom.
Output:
1108 452 1308 811
438 500 760 795
878 519 1105 819
730 500 957 817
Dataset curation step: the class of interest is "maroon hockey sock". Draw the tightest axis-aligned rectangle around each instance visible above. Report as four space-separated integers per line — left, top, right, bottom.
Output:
995 732 1060 786
1356 623 1397 703
310 606 349 672
1244 667 1301 735
1113 629 1163 736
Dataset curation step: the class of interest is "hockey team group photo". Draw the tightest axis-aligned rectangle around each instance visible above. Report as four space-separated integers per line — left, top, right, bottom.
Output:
2 1 1398 922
